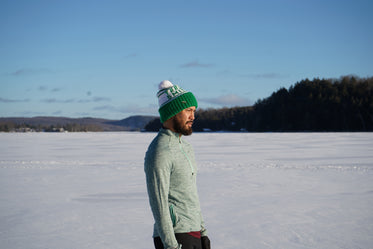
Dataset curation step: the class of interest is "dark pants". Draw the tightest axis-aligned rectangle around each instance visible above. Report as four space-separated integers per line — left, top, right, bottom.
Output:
154 233 202 249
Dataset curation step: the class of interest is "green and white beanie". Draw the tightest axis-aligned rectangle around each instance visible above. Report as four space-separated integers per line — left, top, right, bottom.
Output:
157 80 198 123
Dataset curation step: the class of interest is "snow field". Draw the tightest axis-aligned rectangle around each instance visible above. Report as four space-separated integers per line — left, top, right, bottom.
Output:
0 132 372 249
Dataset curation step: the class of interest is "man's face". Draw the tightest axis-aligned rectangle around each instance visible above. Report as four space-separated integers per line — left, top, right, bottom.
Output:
172 106 196 136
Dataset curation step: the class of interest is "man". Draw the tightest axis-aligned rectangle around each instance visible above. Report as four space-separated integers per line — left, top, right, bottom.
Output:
144 80 211 249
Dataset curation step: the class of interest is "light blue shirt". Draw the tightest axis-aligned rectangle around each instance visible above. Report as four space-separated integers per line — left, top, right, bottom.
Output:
145 129 207 249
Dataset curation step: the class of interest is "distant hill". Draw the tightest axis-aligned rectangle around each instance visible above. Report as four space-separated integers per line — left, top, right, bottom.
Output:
0 115 157 132
105 115 156 130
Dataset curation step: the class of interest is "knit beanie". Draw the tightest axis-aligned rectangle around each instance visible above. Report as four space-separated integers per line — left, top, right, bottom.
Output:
157 80 198 123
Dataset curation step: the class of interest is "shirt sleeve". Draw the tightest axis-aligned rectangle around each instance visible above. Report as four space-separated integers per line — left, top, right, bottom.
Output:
145 151 179 249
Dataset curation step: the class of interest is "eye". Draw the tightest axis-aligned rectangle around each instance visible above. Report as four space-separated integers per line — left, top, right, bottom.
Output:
185 107 196 114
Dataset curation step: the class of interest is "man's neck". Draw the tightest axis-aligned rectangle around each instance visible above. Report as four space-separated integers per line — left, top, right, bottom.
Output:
162 125 182 138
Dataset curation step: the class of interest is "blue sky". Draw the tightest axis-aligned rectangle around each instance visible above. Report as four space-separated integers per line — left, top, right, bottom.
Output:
1 0 372 119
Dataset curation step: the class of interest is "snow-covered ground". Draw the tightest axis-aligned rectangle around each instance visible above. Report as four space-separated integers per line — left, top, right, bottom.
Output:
1 132 372 249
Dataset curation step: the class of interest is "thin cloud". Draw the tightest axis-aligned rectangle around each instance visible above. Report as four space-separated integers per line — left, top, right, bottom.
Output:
41 98 75 103
240 73 287 79
52 110 63 115
123 53 138 59
41 96 110 104
201 94 252 107
10 68 53 76
37 86 62 92
92 97 111 102
51 88 62 92
38 86 48 91
18 111 46 116
118 104 157 114
74 112 92 117
216 69 232 76
77 99 90 103
78 96 111 103
180 60 214 68
93 104 157 115
0 97 30 103
93 105 118 112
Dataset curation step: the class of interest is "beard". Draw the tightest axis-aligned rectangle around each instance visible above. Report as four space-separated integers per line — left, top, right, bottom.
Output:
173 116 193 136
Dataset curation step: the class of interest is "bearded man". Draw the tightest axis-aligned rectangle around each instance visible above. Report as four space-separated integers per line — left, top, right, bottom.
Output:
144 81 211 249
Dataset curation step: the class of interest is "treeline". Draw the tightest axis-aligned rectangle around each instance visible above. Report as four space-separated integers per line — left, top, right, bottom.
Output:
0 122 103 132
144 76 373 132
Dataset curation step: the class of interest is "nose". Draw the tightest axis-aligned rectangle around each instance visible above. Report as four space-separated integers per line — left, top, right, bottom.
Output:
190 111 195 121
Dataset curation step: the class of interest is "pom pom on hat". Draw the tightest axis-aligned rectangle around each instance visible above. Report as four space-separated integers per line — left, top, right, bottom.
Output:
159 80 173 90
156 80 198 123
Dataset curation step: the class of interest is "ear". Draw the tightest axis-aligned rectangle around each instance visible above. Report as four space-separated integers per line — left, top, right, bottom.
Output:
162 116 175 131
